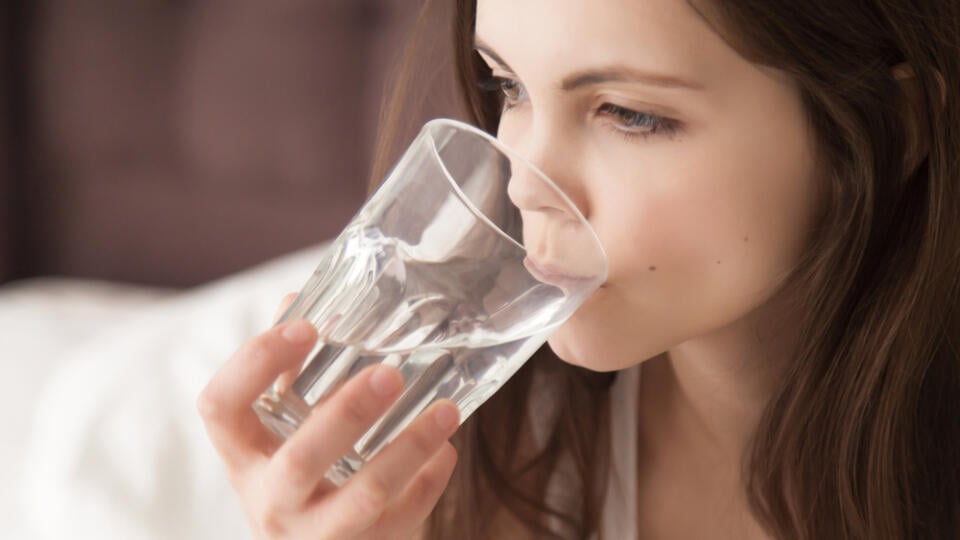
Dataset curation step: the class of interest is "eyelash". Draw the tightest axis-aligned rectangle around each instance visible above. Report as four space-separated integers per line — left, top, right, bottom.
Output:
477 75 680 142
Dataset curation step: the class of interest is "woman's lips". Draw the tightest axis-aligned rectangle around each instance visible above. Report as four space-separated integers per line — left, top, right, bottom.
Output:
523 256 591 289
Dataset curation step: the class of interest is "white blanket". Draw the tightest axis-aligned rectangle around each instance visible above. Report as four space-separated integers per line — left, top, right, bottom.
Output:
1 242 330 540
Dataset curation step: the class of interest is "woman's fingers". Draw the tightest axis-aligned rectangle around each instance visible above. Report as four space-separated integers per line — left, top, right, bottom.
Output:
197 319 318 467
262 364 406 511
273 292 305 392
202 294 461 539
274 292 299 323
311 400 460 537
371 442 458 540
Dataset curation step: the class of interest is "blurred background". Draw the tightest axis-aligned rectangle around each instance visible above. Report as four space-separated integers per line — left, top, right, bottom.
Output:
0 1 468 538
0 0 462 289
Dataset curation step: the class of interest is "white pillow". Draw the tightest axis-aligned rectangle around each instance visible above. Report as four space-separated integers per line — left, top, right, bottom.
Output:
0 278 173 539
16 242 330 540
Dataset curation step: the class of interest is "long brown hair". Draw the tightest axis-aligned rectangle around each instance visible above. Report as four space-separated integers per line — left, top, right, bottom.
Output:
369 1 960 538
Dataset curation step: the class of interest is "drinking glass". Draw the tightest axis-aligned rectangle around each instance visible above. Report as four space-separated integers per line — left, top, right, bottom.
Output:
253 118 607 485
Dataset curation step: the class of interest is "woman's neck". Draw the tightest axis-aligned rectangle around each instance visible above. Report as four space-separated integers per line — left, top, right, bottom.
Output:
637 289 801 474
632 295 800 540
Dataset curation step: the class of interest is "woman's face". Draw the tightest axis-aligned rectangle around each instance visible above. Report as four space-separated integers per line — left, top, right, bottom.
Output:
477 0 823 371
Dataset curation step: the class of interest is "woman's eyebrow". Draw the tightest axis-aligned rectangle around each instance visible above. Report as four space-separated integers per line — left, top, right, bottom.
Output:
473 37 705 92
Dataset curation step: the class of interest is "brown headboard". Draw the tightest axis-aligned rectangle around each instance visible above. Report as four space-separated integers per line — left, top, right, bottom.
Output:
1 0 462 287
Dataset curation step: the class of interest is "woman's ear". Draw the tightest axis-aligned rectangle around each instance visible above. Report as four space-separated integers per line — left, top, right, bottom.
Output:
891 62 946 180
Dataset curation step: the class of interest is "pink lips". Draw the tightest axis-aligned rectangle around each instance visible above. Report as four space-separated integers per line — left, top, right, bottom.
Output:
523 256 589 289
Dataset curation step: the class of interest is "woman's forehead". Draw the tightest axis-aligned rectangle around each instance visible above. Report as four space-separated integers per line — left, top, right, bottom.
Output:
475 0 738 92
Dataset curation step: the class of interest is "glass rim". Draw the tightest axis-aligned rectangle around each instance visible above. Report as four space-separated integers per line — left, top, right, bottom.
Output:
422 117 608 277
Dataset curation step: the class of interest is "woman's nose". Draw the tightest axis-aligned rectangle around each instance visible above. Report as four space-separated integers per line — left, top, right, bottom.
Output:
504 135 589 220
507 164 563 214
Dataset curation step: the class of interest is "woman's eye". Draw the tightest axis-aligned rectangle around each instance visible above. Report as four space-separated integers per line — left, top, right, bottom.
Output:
477 76 527 108
597 103 679 141
477 76 680 141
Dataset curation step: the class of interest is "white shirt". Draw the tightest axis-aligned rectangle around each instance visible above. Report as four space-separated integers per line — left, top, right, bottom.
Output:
532 364 641 540
600 364 640 540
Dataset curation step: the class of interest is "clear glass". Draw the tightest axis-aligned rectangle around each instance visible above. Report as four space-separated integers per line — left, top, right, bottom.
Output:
253 118 607 486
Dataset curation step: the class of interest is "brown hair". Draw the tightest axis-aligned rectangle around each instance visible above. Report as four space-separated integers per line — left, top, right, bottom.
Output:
369 1 960 538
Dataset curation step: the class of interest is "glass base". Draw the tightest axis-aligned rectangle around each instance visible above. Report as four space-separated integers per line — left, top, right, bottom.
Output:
253 389 311 441
252 390 366 486
325 450 364 486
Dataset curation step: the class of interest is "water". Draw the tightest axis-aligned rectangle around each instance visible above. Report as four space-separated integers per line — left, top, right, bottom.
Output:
272 331 548 484
254 222 578 485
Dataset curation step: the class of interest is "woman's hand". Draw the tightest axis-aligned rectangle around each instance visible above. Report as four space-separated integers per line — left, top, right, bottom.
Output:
197 294 459 540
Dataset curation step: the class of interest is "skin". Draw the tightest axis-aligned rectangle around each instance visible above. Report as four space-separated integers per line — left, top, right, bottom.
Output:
477 0 822 537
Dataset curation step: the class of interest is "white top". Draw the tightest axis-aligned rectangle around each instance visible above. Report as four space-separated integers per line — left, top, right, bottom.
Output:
600 364 640 540
532 364 640 540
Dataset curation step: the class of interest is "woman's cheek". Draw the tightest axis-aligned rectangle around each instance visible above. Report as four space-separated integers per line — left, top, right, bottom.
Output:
594 186 720 281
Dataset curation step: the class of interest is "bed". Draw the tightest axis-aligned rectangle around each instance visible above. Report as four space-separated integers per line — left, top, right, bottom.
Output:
0 0 460 537
1 244 325 539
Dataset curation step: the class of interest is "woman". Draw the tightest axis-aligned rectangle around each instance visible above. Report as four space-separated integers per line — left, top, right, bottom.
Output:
198 0 960 538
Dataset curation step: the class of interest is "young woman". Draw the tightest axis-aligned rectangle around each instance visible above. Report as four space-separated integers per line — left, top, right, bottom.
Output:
198 0 960 538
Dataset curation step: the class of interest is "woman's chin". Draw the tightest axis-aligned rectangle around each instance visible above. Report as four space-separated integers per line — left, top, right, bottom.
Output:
545 329 605 370
545 336 578 365
545 320 665 372
545 314 597 364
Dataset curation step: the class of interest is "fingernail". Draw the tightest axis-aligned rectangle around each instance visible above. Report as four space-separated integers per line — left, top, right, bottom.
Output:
368 366 403 398
433 403 459 432
281 320 315 345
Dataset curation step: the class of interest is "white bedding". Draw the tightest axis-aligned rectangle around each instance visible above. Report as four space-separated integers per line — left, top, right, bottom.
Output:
0 242 330 539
